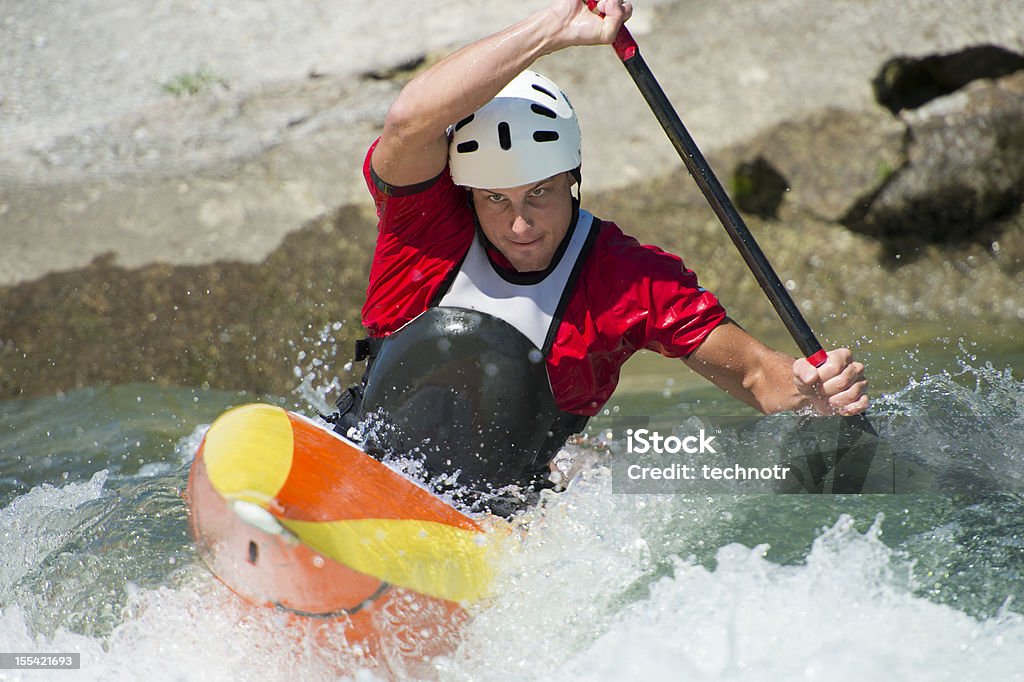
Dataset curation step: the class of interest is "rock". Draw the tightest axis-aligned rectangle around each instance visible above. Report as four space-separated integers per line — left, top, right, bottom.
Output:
0 74 392 287
731 109 907 223
873 44 1024 114
4 0 1024 287
0 206 379 399
730 67 1024 251
732 157 790 219
854 70 1024 246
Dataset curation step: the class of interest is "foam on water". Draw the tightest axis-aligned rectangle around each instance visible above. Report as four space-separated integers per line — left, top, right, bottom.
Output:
0 577 378 681
444 471 1024 682
5 468 1020 681
0 470 109 594
555 514 1024 682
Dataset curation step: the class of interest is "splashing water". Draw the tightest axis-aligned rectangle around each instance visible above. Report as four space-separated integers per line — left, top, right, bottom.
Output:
0 353 1021 680
289 320 352 416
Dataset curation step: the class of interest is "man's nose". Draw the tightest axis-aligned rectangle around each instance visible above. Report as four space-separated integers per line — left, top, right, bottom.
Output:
511 212 532 235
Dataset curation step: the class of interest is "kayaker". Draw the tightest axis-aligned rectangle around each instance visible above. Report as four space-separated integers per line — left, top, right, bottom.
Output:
332 0 867 509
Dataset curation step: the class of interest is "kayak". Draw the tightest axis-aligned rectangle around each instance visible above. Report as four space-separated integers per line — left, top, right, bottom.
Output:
186 403 501 659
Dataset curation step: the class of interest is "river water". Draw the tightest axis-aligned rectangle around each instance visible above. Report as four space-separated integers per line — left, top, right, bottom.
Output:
1 333 1022 680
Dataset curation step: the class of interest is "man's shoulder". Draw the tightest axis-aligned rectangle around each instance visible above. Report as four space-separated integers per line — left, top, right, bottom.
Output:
588 217 685 269
364 138 467 214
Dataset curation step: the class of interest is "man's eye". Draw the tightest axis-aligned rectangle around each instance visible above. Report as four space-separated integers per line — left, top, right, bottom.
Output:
487 194 505 203
530 188 547 197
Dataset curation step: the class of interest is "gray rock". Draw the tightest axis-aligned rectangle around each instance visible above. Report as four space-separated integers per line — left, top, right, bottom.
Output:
732 108 906 223
855 70 1024 245
873 44 1024 114
730 68 1024 250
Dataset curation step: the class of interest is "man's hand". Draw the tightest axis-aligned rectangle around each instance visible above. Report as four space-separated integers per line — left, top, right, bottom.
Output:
792 349 869 416
547 0 633 49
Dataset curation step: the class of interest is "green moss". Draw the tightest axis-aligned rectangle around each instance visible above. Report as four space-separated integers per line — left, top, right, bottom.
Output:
160 68 229 97
877 160 896 182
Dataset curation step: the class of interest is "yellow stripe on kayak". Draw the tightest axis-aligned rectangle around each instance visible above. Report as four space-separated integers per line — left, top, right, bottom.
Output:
203 404 293 507
280 517 497 603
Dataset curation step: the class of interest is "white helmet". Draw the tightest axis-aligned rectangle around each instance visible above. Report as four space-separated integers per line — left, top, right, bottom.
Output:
449 70 581 189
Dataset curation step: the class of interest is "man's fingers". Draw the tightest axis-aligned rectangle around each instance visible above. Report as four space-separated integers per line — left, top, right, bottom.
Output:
819 348 853 380
593 0 628 14
588 0 632 36
837 391 870 416
792 349 870 416
829 378 869 413
792 358 820 388
796 348 854 383
821 360 866 396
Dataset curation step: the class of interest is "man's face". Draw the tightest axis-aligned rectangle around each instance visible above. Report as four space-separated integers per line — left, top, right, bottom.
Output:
470 172 575 273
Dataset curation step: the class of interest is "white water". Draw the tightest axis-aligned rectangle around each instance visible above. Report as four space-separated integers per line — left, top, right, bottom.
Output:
2 466 1023 680
1 358 1022 680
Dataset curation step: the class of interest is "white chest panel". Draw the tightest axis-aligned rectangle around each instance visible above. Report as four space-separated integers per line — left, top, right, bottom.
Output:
438 210 594 351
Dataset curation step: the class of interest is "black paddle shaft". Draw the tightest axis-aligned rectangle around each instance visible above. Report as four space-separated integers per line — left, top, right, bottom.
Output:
594 15 827 366
598 16 882 444
623 57 825 363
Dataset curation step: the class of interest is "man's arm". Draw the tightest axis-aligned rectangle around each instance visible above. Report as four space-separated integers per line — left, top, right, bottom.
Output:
371 0 632 188
684 319 869 416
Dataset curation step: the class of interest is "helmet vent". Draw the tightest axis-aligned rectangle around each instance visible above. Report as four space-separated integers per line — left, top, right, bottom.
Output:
456 140 479 153
531 83 557 100
498 122 512 150
530 104 556 118
533 131 559 143
454 114 475 131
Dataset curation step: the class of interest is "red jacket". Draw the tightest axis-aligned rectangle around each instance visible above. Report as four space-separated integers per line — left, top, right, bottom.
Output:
361 141 726 416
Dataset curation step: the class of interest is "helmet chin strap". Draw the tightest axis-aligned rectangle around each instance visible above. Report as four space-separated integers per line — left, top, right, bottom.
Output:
570 166 582 205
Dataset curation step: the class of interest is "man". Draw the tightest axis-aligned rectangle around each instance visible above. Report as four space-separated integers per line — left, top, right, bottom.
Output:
335 0 867 508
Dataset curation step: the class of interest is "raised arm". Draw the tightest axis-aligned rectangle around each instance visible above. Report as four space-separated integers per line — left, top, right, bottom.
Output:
371 0 633 188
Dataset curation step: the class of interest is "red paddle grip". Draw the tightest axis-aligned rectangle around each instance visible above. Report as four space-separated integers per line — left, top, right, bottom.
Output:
585 0 639 61
807 349 829 367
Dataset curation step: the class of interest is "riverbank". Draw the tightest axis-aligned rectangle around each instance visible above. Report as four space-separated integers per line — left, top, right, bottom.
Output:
1 0 1022 399
1 188 1020 401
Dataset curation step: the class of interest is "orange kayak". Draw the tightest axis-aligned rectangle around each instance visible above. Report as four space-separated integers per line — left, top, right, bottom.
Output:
186 403 500 660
